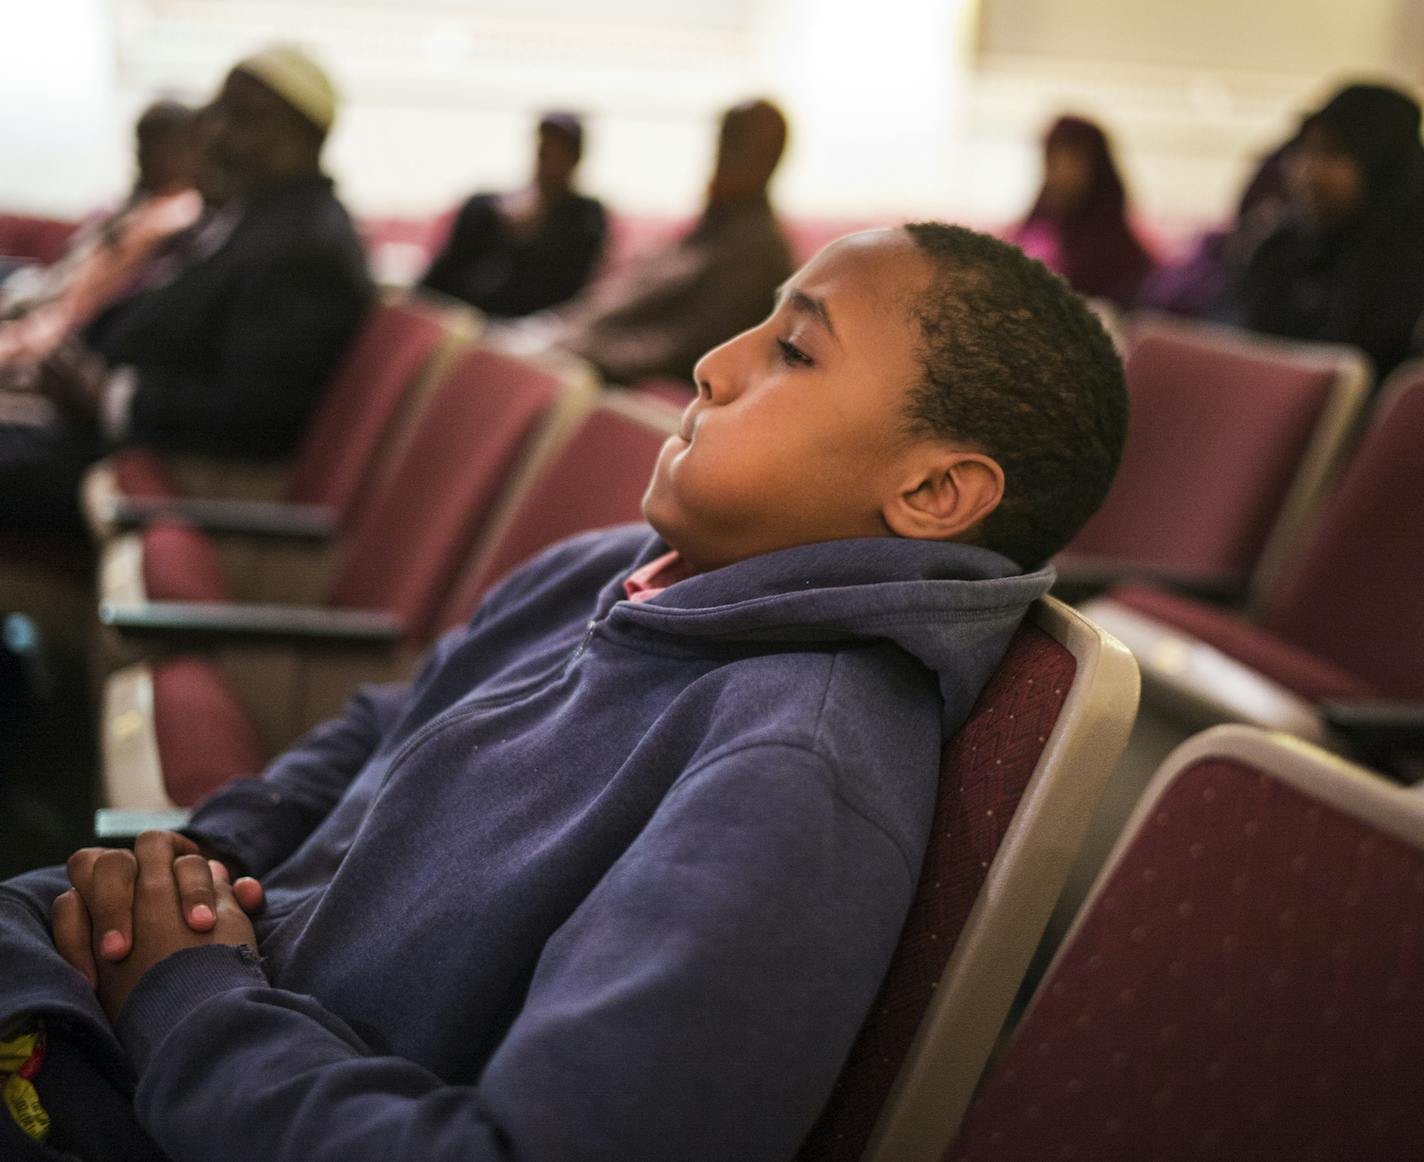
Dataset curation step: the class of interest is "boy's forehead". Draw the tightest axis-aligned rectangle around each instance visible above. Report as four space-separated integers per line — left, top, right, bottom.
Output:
796 229 931 314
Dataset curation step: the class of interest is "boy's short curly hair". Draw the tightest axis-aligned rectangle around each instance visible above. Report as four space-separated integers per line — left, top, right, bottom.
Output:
900 221 1128 568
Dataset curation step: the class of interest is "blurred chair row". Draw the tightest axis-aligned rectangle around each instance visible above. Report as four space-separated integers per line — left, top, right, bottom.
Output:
1052 316 1424 951
83 289 684 811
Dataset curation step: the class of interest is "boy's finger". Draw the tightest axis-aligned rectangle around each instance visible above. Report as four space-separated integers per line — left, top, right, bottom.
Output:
173 853 217 931
51 890 97 989
231 876 265 915
65 846 108 895
87 848 138 962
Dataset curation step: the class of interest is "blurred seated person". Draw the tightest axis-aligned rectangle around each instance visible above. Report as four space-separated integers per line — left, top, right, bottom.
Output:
1137 138 1294 318
1214 82 1424 380
0 46 372 541
524 98 792 385
0 101 203 370
419 112 606 318
1010 114 1156 309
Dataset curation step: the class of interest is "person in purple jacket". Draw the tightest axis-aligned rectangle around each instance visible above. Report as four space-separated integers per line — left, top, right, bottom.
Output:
0 222 1126 1162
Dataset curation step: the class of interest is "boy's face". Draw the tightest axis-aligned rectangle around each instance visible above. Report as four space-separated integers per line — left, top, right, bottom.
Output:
642 229 936 572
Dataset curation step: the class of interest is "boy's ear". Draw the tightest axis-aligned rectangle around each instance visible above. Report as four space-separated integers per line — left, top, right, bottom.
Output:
884 449 1006 543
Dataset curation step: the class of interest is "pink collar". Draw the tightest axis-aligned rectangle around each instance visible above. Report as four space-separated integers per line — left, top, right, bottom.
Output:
623 550 696 602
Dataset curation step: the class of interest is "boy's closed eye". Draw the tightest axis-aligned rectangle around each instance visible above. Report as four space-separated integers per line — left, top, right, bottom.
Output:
776 337 813 367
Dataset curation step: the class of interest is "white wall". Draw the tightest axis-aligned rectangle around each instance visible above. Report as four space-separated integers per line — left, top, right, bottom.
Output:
0 0 125 215
4 0 1422 253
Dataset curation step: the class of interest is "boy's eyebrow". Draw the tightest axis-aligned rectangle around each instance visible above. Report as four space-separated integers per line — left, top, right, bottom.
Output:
776 282 839 344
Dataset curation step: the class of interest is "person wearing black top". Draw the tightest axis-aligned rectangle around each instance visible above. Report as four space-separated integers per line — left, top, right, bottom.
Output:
420 113 606 319
1216 83 1424 382
0 46 371 539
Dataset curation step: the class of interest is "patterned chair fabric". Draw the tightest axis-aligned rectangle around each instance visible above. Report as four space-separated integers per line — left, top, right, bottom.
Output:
796 625 1075 1161
949 730 1424 1161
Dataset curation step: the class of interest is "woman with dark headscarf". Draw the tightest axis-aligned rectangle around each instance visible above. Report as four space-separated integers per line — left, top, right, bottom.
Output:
1217 82 1424 380
1011 115 1156 307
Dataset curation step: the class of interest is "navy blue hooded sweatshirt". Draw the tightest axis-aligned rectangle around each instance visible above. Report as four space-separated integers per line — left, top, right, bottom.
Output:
0 525 1051 1162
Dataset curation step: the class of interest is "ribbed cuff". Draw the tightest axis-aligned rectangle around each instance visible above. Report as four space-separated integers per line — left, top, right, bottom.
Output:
116 945 267 1073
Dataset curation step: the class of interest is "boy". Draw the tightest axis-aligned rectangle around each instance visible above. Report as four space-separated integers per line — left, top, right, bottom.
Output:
0 223 1126 1161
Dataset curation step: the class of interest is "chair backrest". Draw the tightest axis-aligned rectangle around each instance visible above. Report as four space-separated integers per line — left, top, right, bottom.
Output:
93 293 475 516
1060 314 1369 599
0 213 80 263
796 597 1139 1162
948 724 1424 1161
431 392 681 634
283 292 478 516
328 345 597 641
1258 365 1424 700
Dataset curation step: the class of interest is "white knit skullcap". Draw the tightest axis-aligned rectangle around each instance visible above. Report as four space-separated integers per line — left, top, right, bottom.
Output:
233 45 338 134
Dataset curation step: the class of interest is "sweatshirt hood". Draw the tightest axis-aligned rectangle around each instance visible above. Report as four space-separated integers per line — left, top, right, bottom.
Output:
598 530 1054 734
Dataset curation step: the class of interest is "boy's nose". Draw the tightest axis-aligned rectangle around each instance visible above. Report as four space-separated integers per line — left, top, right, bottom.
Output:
691 333 748 404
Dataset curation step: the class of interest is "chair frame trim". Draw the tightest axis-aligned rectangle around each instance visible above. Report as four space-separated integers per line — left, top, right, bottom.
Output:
101 662 176 811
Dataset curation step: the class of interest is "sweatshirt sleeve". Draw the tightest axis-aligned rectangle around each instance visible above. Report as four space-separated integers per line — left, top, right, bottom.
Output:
182 680 411 878
116 741 922 1162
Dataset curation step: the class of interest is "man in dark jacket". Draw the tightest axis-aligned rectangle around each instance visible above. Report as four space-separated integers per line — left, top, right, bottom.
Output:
0 224 1126 1162
0 46 371 539
419 112 607 318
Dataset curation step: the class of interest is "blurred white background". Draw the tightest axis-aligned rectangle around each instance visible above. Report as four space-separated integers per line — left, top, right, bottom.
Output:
3 0 1421 247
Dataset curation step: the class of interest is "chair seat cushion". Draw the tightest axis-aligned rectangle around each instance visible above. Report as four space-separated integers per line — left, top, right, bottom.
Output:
152 658 267 805
1109 584 1379 702
141 520 232 603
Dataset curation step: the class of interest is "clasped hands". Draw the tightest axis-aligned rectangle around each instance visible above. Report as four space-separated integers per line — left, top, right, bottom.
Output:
51 831 265 1022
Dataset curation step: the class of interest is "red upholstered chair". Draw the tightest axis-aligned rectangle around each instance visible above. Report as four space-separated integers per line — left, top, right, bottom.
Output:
102 390 668 813
947 724 1424 1162
796 598 1138 1162
431 392 681 632
82 292 476 538
1056 314 1369 602
101 343 592 628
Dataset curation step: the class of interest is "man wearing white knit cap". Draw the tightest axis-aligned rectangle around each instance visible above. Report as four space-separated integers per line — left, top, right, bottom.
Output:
0 45 371 546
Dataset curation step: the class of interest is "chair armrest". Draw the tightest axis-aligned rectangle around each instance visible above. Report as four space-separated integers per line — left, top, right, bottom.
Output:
1321 700 1424 783
1052 556 1246 607
93 807 194 843
99 600 405 648
108 496 339 540
1080 598 1327 742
